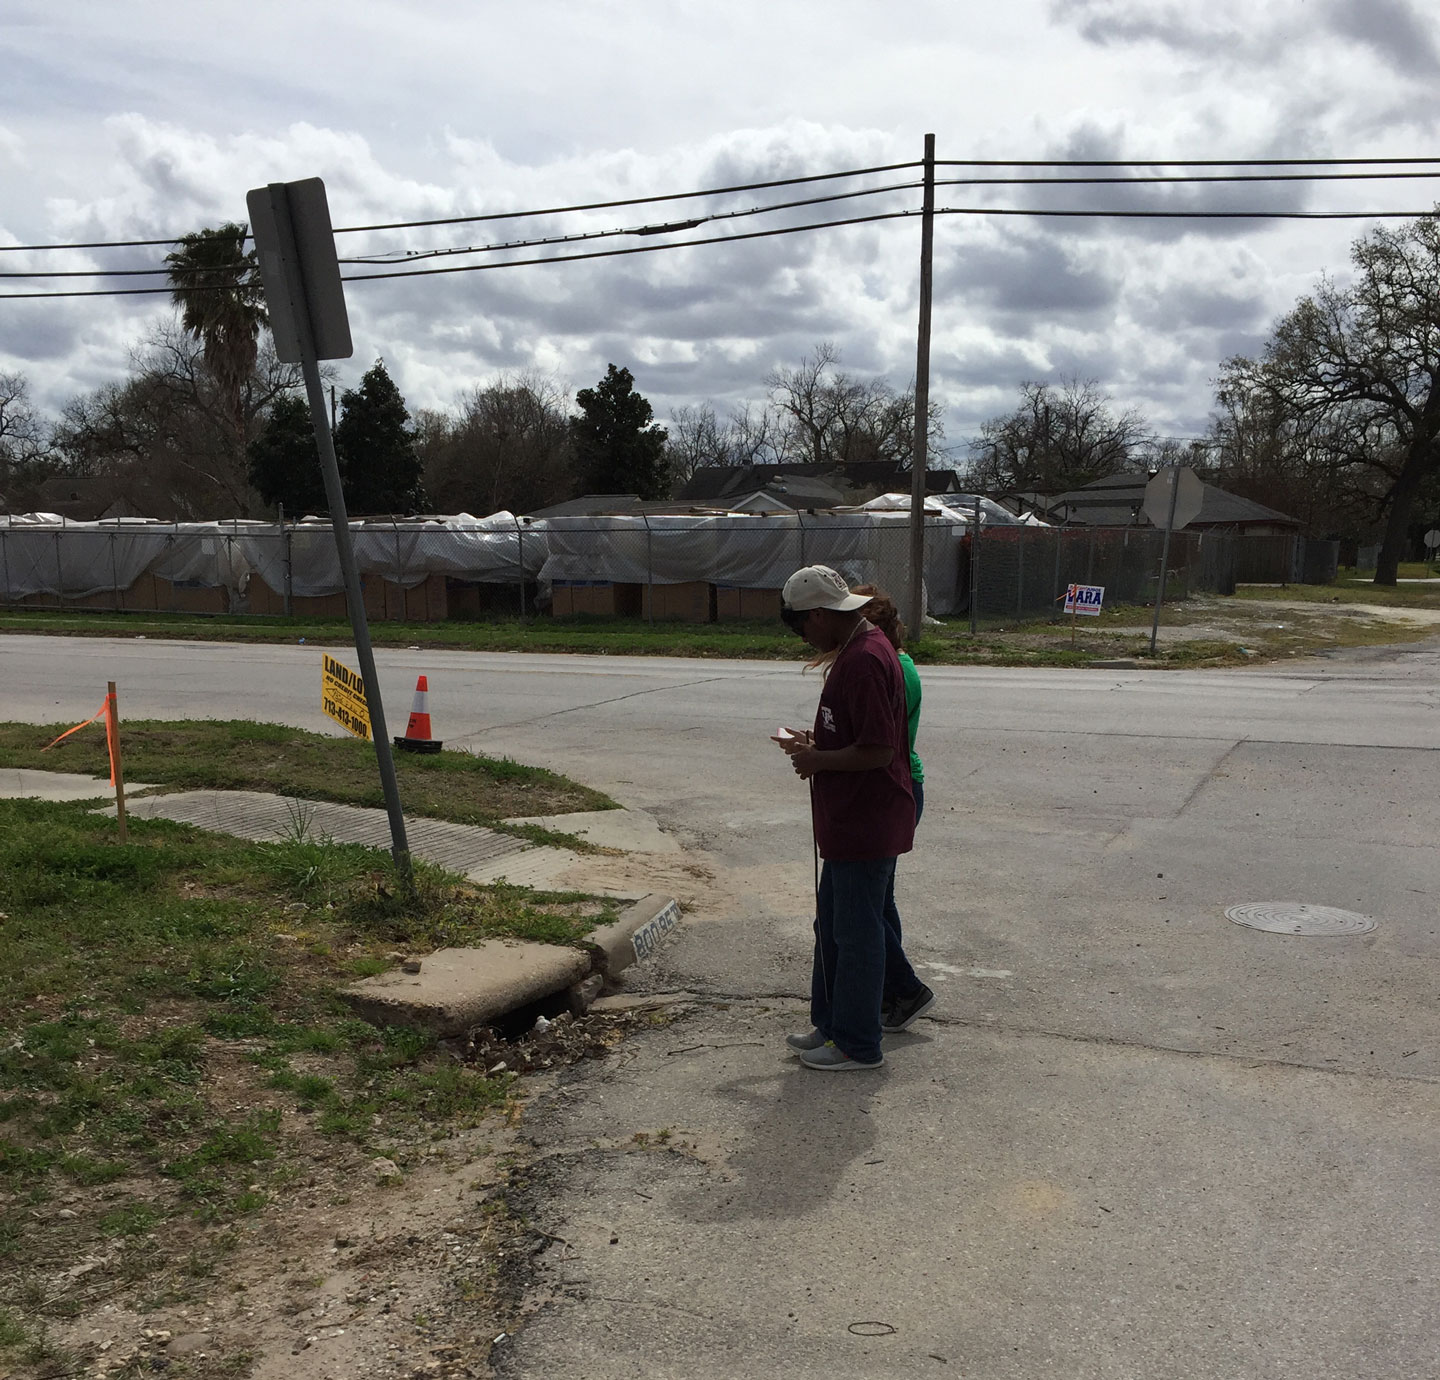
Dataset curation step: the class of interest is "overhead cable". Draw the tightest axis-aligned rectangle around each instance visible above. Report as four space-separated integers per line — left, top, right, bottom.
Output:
934 156 1440 167
329 161 923 234
4 157 1439 256
339 179 923 265
6 197 1440 299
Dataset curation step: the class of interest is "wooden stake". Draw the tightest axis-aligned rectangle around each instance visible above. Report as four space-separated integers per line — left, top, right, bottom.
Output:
106 681 127 842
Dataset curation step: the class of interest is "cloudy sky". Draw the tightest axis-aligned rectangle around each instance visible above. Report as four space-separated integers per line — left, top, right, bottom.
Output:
3 0 1439 463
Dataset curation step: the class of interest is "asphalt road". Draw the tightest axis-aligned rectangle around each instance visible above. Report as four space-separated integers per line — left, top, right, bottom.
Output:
6 632 1440 1378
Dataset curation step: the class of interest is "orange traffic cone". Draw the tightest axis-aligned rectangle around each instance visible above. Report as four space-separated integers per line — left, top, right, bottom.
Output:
393 675 443 754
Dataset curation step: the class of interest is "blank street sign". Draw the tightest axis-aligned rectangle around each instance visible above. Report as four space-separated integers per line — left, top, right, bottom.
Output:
1143 465 1205 531
246 178 353 364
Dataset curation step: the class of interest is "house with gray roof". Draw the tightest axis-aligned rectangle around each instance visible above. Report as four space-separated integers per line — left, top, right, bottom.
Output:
1038 473 1300 533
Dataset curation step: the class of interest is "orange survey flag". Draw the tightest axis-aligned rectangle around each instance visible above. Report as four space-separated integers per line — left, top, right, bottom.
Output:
41 698 118 787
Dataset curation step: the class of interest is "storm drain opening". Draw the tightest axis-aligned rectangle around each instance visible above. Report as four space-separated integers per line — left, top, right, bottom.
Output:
1225 902 1377 937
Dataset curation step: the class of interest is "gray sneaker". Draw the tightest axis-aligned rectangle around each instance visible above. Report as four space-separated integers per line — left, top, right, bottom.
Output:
881 984 936 1033
786 1028 827 1052
799 1041 884 1071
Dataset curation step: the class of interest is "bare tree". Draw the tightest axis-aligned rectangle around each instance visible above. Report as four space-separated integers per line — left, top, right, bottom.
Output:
52 319 301 517
0 372 57 507
765 342 944 469
665 403 728 486
725 402 787 466
418 372 575 515
966 378 1152 493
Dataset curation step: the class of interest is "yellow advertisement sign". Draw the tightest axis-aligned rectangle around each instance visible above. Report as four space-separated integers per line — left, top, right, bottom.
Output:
321 654 371 740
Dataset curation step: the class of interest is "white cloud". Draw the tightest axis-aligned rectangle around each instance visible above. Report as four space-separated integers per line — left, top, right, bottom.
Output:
1 0 1436 464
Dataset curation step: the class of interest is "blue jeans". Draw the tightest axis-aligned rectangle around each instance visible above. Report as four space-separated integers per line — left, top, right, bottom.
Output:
811 857 893 1063
882 779 924 1004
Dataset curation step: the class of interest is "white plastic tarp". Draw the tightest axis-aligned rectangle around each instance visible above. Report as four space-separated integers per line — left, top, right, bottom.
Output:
3 509 968 614
536 510 965 616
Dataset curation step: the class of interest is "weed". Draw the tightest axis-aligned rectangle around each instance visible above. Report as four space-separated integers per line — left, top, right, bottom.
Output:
100 1202 166 1236
60 1153 129 1186
0 1307 27 1349
163 1110 281 1182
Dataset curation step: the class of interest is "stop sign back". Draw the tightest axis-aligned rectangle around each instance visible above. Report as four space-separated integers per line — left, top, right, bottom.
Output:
1143 466 1205 530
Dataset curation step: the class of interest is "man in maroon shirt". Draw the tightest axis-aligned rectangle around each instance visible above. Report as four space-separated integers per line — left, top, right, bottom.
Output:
774 565 917 1070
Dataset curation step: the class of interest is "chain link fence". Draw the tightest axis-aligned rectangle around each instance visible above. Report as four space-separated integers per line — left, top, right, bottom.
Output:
1 515 1326 623
968 524 1239 621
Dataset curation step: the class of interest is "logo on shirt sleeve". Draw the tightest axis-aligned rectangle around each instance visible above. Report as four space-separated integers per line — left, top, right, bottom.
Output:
820 706 836 733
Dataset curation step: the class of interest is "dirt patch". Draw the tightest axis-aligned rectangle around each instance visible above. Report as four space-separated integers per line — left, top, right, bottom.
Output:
21 1009 683 1380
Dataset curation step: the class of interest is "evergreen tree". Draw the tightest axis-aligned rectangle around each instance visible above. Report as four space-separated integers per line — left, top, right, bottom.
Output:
571 364 669 499
247 394 327 515
334 359 425 514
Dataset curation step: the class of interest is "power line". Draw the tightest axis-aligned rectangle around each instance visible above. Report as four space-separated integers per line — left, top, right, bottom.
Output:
340 178 923 266
0 233 190 254
936 206 1439 220
0 210 918 298
937 171 1440 186
7 192 1440 299
341 209 917 281
7 185 1436 285
9 157 1440 258
329 161 923 235
0 180 924 280
0 161 922 254
6 158 1440 261
934 156 1440 167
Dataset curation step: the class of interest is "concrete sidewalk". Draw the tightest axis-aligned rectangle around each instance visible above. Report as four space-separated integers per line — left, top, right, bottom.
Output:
110 788 583 888
6 771 686 1033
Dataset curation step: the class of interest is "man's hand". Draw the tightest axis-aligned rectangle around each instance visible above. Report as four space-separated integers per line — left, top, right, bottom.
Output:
789 744 822 779
788 742 893 780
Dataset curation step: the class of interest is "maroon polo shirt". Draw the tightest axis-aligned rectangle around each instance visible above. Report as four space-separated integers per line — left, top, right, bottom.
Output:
810 624 916 862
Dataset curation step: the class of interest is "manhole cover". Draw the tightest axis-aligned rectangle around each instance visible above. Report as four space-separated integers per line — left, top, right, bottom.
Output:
1225 902 1377 937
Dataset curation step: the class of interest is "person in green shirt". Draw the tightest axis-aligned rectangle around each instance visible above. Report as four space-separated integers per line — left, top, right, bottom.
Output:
851 584 935 1033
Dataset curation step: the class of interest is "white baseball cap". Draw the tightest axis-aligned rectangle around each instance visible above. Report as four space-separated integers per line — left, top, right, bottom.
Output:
782 564 869 612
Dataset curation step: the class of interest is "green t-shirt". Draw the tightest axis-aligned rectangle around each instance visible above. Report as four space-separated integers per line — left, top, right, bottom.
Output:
898 650 924 785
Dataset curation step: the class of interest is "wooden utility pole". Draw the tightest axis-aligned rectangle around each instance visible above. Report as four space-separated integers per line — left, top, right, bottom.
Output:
907 133 936 637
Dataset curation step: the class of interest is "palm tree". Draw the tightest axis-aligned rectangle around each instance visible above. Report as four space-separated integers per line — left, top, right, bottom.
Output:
164 223 268 443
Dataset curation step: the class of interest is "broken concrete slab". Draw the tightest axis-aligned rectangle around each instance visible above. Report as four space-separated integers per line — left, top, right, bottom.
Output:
585 894 683 979
340 941 592 1037
588 992 697 1014
340 894 686 1035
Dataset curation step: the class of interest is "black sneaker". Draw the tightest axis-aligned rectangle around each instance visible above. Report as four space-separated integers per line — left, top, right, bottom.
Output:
881 984 935 1033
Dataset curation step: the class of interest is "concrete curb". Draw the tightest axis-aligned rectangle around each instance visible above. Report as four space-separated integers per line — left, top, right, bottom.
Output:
339 893 682 1035
585 894 683 980
341 941 592 1037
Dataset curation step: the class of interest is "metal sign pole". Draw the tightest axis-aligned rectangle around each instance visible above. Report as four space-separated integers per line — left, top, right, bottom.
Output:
1149 466 1182 655
251 179 411 883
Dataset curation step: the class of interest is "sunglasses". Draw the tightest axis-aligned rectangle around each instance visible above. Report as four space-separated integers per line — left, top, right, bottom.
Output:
780 605 814 637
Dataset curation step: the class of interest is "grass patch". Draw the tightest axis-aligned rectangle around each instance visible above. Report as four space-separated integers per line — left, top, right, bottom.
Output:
6 585 1435 678
1235 577 1440 609
0 717 616 827
0 796 612 1345
0 608 805 658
